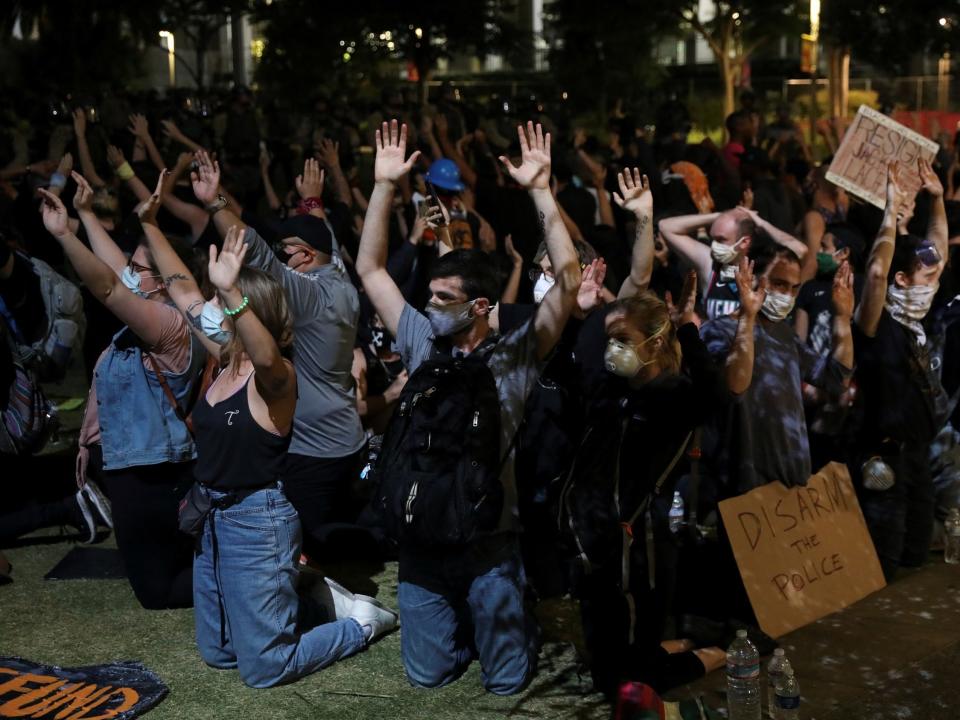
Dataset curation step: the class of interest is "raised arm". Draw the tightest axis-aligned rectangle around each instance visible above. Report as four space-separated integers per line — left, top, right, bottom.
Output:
106 145 151 202
356 120 421 337
435 114 478 189
919 158 948 261
855 164 902 338
127 114 165 173
500 235 524 304
830 261 854 370
499 122 581 360
161 119 205 154
72 109 107 189
163 152 211 240
71 171 127 274
39 188 168 347
725 257 766 395
659 212 720 288
316 138 353 208
259 148 282 212
209 227 296 410
192 150 244 237
613 168 654 298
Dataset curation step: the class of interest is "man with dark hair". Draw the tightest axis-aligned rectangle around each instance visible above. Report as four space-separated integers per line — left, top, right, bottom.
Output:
852 160 949 580
357 120 581 694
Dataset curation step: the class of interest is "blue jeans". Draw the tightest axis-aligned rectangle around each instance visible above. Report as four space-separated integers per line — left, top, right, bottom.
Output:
398 534 536 695
193 485 366 688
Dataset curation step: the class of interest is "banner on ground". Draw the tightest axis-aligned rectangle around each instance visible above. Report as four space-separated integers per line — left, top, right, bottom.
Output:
718 462 886 639
826 105 939 209
0 658 167 719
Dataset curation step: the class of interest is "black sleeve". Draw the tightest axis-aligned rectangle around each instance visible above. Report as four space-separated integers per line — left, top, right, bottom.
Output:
0 252 46 344
240 208 284 246
677 321 727 422
386 241 419 302
497 303 536 336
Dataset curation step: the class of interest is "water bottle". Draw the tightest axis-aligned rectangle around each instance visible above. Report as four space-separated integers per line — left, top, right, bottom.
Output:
773 666 800 720
766 648 791 719
726 629 761 720
668 491 685 534
945 508 960 564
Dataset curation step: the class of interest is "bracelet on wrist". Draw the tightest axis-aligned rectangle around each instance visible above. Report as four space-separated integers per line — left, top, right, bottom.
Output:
297 197 324 215
48 172 67 190
206 194 228 214
116 162 135 181
223 295 250 317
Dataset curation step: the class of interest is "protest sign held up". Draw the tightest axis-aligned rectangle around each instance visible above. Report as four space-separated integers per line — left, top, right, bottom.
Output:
718 463 886 639
826 105 939 209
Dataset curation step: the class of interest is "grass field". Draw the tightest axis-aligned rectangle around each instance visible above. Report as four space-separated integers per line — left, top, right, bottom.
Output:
1 533 615 720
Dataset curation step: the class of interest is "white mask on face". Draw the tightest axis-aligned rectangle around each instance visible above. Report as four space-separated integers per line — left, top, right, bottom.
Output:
533 274 555 304
426 299 477 337
760 290 796 322
710 237 746 266
121 266 161 298
199 302 231 345
886 282 939 344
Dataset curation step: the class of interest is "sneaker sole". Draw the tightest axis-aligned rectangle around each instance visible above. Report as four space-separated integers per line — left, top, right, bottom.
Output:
81 482 113 529
75 491 96 544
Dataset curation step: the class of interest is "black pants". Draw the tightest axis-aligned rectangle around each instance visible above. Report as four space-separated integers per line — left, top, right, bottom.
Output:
94 447 195 609
283 449 366 560
0 453 80 544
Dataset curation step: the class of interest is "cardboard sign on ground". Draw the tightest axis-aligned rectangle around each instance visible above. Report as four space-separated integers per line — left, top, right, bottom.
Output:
719 463 886 638
826 105 939 209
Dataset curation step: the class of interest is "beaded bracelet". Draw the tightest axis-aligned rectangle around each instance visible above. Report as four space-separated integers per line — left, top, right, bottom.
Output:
223 295 250 317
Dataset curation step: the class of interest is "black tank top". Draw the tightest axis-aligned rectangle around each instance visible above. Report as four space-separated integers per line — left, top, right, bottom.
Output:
192 373 292 490
705 264 741 321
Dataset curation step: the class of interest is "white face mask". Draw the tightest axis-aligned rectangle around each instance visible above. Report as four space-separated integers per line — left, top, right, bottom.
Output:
533 274 555 304
604 339 644 377
760 290 796 322
199 302 231 345
710 237 746 266
886 282 938 321
121 266 161 298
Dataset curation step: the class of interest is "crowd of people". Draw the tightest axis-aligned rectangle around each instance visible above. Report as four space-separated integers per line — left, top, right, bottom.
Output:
2 81 960 700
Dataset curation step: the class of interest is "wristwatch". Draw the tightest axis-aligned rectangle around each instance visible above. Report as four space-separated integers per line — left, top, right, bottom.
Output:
205 194 228 214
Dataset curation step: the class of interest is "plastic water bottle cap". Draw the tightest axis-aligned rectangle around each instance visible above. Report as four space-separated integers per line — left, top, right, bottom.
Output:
773 648 785 657
736 629 748 638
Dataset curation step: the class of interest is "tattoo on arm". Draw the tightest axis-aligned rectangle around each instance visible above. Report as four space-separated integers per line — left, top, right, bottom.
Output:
537 210 546 239
164 272 189 285
636 215 649 239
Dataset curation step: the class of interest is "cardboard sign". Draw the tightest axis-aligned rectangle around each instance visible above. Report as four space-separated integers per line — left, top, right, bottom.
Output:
0 658 167 719
718 463 886 639
826 105 939 209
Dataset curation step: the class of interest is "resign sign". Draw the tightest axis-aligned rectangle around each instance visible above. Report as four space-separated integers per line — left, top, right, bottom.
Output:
718 463 886 639
826 105 939 209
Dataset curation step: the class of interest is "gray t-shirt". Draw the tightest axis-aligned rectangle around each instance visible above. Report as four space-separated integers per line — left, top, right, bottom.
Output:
243 227 364 458
701 315 851 492
395 303 543 532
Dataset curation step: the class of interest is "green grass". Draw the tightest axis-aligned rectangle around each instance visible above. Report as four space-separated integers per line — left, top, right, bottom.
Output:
0 533 611 719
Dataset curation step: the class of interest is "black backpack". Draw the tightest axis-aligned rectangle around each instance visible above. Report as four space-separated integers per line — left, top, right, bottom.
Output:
371 339 506 546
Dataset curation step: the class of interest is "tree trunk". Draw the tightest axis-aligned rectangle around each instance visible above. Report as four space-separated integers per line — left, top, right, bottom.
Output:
231 12 245 87
720 54 736 120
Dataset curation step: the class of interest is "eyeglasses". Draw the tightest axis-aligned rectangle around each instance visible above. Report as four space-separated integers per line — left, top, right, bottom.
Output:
128 259 160 278
915 242 942 268
528 268 554 283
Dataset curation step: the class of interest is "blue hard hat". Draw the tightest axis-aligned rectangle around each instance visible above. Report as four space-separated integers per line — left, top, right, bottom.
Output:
425 158 465 192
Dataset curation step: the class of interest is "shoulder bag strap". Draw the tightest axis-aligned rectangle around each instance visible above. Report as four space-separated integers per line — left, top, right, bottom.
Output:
145 351 193 434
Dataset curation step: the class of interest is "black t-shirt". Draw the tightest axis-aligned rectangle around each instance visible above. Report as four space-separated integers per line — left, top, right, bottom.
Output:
854 310 948 445
797 273 864 358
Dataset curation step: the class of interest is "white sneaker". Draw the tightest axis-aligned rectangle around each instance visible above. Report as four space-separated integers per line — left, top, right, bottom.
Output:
81 481 113 529
348 596 398 643
307 576 356 621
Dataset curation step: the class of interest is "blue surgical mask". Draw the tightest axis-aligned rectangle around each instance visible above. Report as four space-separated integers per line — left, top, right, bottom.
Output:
121 266 161 298
199 302 232 345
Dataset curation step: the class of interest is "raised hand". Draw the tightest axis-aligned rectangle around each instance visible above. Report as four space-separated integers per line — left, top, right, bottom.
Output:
160 119 184 142
831 260 854 318
316 138 340 169
885 162 905 212
577 258 608 314
504 234 523 267
106 145 126 170
72 108 87 138
741 185 755 210
56 152 74 178
208 225 249 293
38 189 70 238
612 168 652 217
498 122 551 190
191 150 220 205
666 270 699 328
136 171 167 226
735 256 766 320
71 171 95 213
295 158 325 199
919 157 944 198
374 120 421 185
127 113 150 141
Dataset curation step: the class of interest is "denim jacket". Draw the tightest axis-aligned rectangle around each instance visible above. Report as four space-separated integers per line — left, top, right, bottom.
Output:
96 325 205 470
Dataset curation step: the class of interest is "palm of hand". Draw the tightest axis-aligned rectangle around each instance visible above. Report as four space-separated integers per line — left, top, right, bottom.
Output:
375 146 408 183
193 175 218 204
623 188 652 216
512 150 550 188
210 256 241 290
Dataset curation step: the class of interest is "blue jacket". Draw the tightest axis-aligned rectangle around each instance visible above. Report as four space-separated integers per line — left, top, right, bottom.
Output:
96 325 205 471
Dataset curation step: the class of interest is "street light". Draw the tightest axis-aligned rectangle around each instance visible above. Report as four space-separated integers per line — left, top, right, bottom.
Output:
158 30 175 88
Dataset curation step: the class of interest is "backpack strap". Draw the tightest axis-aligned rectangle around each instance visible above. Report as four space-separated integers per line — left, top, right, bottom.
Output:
145 351 193 435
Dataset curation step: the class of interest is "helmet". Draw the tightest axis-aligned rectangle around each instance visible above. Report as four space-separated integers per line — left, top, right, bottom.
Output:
425 158 465 192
